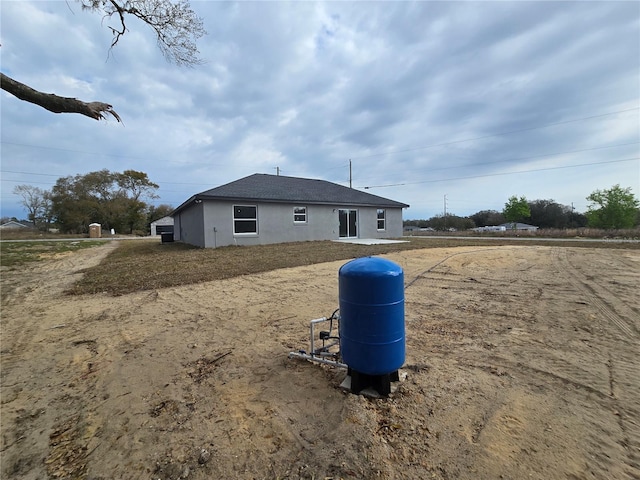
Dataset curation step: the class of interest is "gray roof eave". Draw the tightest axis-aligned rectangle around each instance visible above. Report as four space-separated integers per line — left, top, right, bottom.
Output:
171 174 410 216
195 194 408 208
170 195 198 217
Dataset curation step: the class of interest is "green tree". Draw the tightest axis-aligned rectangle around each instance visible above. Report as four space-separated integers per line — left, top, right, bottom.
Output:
586 185 639 229
117 170 159 201
116 170 160 233
148 204 174 222
1 1 205 121
503 196 531 225
51 174 104 233
469 210 505 228
426 214 474 231
50 169 159 233
568 210 588 229
528 199 570 229
403 219 429 228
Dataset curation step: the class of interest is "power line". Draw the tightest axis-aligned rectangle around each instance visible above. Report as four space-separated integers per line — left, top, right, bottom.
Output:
0 170 217 187
354 141 640 183
349 107 640 160
2 107 637 170
1 171 60 177
432 142 639 172
1 179 58 186
9 138 627 186
0 141 152 161
361 157 640 189
0 141 238 169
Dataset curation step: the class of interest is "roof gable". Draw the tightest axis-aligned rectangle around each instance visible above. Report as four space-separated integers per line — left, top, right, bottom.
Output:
499 222 539 229
188 174 409 209
0 220 29 229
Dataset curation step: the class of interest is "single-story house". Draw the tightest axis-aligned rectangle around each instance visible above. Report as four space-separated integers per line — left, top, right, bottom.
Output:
150 216 174 236
171 173 409 248
500 222 539 231
473 225 507 232
0 220 30 230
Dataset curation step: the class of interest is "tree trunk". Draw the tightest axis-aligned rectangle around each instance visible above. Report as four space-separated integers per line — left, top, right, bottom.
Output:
1 72 121 122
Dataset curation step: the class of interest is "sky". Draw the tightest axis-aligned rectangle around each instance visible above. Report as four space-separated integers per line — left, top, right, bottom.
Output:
1 0 639 222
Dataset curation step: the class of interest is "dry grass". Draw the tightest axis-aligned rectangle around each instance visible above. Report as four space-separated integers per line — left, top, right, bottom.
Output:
0 240 105 268
65 237 640 296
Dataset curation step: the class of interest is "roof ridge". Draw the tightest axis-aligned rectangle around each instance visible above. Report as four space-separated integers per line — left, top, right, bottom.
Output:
172 173 408 215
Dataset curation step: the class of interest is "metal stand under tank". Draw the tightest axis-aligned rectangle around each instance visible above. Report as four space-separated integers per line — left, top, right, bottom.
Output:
346 368 400 396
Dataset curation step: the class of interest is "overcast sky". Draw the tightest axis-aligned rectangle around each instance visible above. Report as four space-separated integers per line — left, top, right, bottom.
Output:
1 1 639 222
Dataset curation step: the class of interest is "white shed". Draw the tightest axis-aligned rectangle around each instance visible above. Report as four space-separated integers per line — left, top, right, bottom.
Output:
150 216 174 236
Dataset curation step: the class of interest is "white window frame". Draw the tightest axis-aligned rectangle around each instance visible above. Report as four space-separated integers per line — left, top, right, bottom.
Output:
233 205 258 235
377 209 386 231
293 206 307 224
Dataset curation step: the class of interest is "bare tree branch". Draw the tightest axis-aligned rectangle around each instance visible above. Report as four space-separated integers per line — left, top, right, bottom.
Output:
2 1 204 122
80 0 206 66
0 72 121 122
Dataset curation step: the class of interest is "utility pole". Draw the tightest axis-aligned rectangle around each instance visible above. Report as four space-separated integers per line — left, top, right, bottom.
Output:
444 194 448 231
349 159 352 188
571 202 575 228
275 166 280 176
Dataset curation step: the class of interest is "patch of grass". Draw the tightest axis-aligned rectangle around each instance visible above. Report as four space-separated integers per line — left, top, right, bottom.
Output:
0 240 105 268
66 237 639 296
67 240 422 295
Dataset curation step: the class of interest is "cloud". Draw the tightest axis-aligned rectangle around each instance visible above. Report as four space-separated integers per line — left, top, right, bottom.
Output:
1 1 638 221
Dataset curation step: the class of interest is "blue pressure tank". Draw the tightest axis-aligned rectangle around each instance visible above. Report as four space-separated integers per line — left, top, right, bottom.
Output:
339 257 405 377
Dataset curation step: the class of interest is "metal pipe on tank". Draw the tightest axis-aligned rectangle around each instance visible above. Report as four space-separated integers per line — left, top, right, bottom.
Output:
287 351 347 368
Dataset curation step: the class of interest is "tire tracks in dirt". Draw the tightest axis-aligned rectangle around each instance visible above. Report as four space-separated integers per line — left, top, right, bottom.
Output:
398 246 640 479
403 247 510 289
3 245 639 479
556 248 639 340
0 242 118 479
554 248 640 479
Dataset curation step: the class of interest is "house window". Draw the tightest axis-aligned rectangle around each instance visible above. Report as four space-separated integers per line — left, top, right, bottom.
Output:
233 205 257 234
377 209 386 230
293 206 307 223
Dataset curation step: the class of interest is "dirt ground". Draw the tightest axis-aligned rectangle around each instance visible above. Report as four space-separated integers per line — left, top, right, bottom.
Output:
1 244 639 480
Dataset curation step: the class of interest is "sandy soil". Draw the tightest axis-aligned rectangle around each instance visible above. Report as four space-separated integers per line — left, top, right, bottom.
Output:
1 244 639 480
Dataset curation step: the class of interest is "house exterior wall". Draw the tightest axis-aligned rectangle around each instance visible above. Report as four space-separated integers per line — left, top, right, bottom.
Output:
385 207 404 237
500 222 539 231
201 201 234 248
174 203 205 247
182 201 405 248
200 201 335 248
355 207 404 239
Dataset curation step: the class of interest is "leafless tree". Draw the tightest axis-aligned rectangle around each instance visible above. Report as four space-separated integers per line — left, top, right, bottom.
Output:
13 185 52 229
1 0 205 121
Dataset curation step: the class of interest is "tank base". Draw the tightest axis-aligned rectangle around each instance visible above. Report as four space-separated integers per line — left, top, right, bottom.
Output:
347 368 400 397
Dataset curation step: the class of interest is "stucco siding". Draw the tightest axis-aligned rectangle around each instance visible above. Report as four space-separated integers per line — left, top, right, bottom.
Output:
202 201 234 248
188 201 404 248
386 208 404 238
357 207 379 238
201 202 338 248
175 203 205 247
252 204 336 245
355 207 402 239
171 174 408 248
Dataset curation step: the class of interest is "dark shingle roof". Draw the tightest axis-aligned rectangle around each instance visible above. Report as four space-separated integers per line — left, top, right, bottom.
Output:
174 174 408 213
